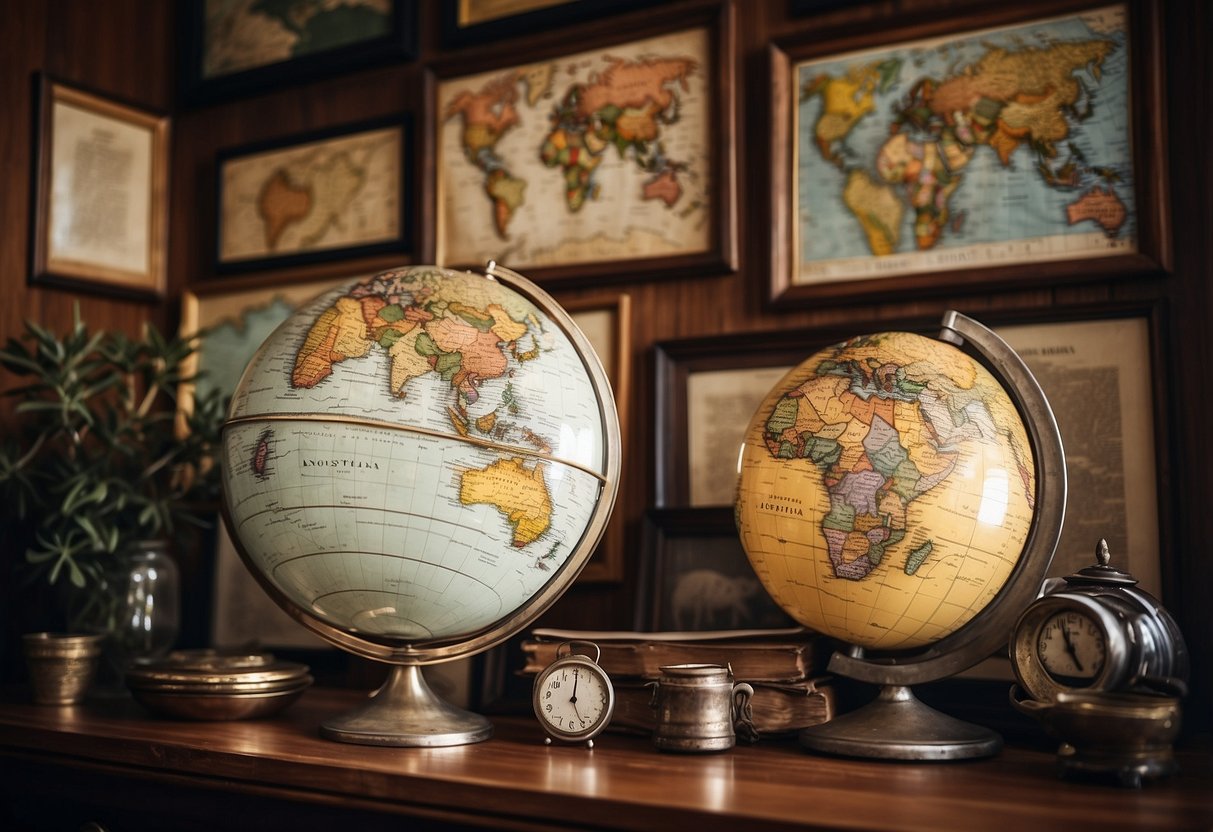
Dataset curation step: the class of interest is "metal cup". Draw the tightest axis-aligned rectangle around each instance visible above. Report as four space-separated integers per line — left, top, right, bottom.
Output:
649 663 754 752
22 632 104 705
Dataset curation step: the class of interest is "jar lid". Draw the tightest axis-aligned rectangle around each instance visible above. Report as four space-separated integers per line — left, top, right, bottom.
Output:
1063 539 1138 587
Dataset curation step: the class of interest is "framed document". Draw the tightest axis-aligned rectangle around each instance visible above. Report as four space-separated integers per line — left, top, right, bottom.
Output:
179 0 416 106
215 116 411 273
433 3 735 284
30 76 168 298
768 1 1170 305
441 0 654 47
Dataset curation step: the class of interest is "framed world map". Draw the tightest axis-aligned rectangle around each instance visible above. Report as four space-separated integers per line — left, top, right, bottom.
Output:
432 5 736 284
768 1 1170 305
215 116 411 273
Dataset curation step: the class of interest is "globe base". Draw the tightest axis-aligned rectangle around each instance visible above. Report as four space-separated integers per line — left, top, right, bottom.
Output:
799 684 1002 761
319 664 493 747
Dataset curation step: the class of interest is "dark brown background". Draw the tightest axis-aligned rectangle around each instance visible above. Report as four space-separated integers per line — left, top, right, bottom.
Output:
1 0 1208 731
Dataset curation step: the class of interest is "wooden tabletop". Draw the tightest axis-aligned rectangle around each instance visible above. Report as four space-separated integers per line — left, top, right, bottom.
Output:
0 687 1210 831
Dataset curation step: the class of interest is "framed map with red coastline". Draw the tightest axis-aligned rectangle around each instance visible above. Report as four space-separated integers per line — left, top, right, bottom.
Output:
432 4 735 285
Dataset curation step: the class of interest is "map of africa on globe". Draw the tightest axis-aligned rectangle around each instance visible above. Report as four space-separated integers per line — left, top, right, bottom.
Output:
437 27 711 269
794 5 1135 285
221 267 613 644
219 125 402 265
203 0 391 79
736 331 1036 651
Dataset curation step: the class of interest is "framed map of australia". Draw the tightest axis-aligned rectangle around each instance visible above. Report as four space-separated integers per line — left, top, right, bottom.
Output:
215 116 411 273
768 1 1170 305
432 5 736 284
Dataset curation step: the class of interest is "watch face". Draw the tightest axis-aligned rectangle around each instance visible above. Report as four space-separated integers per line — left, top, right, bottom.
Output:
1037 609 1107 687
535 661 610 738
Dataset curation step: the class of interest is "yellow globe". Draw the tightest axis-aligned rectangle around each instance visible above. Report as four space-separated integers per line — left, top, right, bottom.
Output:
736 331 1036 651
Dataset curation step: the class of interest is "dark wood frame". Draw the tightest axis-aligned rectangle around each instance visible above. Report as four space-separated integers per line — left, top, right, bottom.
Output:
29 75 168 299
767 0 1170 307
563 293 632 583
636 507 795 632
653 320 896 507
427 0 737 286
214 115 412 274
178 0 417 107
440 0 657 48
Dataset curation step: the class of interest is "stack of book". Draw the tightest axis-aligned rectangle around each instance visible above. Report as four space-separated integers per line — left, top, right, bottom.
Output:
520 626 834 738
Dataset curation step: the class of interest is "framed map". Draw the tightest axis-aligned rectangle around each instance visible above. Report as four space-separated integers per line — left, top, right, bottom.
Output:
433 5 736 284
215 116 411 273
179 277 357 649
179 0 416 106
441 0 654 47
768 1 1170 305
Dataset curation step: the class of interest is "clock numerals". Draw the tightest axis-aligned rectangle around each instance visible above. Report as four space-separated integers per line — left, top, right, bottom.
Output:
1038 611 1106 686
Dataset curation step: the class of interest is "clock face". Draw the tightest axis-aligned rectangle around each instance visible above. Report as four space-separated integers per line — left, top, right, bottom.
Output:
535 661 611 739
1037 610 1107 687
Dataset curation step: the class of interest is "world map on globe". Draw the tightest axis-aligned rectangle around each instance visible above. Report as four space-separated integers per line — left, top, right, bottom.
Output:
736 331 1036 651
795 5 1134 284
221 267 612 644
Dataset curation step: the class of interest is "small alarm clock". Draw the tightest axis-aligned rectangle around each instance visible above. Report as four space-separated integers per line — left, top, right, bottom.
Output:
532 640 615 747
1011 540 1188 702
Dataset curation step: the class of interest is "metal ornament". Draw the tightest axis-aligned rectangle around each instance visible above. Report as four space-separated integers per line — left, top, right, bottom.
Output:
533 641 615 748
1011 539 1189 702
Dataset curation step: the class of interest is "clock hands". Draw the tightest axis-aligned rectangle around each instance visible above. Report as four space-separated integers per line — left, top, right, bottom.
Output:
1060 624 1084 672
569 668 583 723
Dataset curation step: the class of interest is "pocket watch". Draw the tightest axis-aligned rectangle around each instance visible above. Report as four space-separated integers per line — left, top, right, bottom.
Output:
532 640 614 747
1011 540 1188 702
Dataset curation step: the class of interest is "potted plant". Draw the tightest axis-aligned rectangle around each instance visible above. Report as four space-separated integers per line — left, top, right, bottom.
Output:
0 307 225 670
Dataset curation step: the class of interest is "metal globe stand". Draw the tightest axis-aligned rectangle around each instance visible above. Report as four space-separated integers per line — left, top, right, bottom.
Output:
319 665 492 747
798 311 1068 761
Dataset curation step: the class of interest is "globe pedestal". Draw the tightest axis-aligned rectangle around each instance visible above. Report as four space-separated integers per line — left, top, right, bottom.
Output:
799 685 1001 761
319 665 493 747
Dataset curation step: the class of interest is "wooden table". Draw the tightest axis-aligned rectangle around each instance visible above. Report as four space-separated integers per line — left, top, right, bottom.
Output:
0 687 1209 831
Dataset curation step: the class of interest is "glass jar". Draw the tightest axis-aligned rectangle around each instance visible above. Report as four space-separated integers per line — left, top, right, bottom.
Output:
94 540 180 693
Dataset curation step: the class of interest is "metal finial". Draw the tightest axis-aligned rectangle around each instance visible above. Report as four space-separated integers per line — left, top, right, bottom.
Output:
1096 538 1111 567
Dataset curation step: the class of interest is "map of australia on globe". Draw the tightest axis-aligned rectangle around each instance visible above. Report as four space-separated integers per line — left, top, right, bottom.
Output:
795 5 1135 284
736 332 1036 651
438 27 711 269
222 267 612 642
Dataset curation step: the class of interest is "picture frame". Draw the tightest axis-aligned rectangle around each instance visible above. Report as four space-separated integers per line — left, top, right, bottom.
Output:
638 508 796 632
564 293 632 582
653 322 873 507
179 276 358 651
215 116 412 273
178 0 416 107
441 0 656 48
29 75 168 299
431 2 736 285
767 1 1170 306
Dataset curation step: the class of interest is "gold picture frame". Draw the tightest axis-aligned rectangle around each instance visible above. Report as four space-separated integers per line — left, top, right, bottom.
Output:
30 75 168 298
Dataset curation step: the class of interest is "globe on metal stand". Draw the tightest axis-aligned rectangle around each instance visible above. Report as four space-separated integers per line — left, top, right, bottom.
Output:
219 263 621 747
737 311 1067 761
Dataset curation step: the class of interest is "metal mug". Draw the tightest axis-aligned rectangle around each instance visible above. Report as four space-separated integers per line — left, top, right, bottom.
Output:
648 663 755 752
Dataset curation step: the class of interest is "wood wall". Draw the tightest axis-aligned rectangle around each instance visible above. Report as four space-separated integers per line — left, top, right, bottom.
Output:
2 0 1209 730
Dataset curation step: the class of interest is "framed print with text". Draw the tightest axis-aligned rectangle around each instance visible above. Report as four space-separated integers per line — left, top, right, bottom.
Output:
30 76 168 298
179 0 416 106
433 3 735 284
564 293 631 581
768 1 1170 305
215 116 411 273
